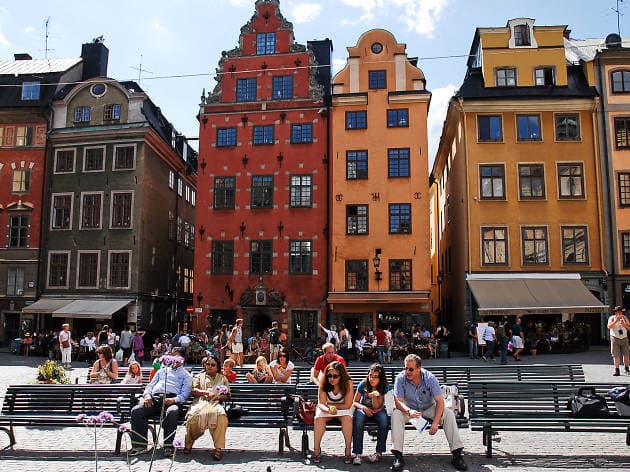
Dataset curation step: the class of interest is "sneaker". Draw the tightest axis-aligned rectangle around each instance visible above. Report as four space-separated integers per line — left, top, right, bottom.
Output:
368 453 382 463
625 366 630 373
481 356 487 361
353 455 362 465
391 450 405 471
128 447 146 456
451 451 468 471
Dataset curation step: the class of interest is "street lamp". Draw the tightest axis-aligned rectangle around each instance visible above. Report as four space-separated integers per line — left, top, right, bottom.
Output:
373 248 382 282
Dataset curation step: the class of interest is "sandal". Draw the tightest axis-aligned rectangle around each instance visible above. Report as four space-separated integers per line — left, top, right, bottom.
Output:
213 448 222 461
344 455 352 465
313 450 321 464
182 447 192 454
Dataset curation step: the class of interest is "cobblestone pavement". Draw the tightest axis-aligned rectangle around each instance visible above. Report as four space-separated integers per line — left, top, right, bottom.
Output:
0 348 629 472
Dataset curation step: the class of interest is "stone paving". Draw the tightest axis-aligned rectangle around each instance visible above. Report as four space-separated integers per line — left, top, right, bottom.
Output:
0 348 629 471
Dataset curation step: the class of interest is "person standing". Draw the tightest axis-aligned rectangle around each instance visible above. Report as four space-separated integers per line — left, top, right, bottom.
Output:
391 354 467 471
132 329 146 366
319 323 339 350
98 325 109 347
481 322 496 361
608 306 630 376
466 322 478 359
499 320 512 365
338 323 351 365
511 317 524 361
230 319 244 367
58 323 77 369
268 321 282 362
119 325 134 366
375 325 387 364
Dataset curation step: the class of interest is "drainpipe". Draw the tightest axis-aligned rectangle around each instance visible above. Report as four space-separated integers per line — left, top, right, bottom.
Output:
596 56 617 307
324 94 331 327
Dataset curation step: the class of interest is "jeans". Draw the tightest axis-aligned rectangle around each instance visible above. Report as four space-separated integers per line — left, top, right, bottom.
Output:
352 408 389 454
376 346 384 364
484 340 495 359
467 339 478 358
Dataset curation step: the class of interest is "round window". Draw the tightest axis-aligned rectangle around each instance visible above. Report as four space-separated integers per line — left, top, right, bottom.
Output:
371 42 383 54
90 83 107 97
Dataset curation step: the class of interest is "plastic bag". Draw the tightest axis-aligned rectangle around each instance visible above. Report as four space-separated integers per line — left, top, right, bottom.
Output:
128 352 136 363
115 349 123 362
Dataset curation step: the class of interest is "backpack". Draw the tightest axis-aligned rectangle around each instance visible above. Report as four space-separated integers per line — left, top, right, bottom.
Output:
440 384 465 418
269 328 280 344
568 387 610 418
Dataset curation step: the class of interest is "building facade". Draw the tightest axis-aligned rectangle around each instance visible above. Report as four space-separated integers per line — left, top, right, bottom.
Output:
196 0 332 343
328 29 432 337
431 19 607 342
24 40 198 338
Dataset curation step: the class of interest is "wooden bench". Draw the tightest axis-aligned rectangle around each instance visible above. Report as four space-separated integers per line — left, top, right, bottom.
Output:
0 384 143 454
142 383 294 454
468 381 630 457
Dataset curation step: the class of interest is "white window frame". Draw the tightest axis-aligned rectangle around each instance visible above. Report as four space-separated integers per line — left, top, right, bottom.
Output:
76 250 101 289
54 148 76 174
191 190 196 207
7 267 25 296
79 191 104 230
112 143 137 171
83 145 106 172
109 190 134 229
107 250 132 289
169 170 175 189
50 192 74 230
46 250 71 289
177 178 183 197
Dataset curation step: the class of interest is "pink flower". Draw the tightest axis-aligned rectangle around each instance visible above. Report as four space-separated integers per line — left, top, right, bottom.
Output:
172 438 184 448
215 385 228 395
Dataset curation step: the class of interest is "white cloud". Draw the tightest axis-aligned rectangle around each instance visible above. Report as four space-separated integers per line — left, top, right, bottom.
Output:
332 57 346 74
292 3 322 23
0 31 9 48
339 0 450 38
427 84 457 166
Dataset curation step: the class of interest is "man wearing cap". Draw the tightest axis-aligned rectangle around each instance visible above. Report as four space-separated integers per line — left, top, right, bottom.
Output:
129 348 193 457
607 306 630 376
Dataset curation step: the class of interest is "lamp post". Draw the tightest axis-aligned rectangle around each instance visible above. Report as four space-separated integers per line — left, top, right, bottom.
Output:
373 248 382 282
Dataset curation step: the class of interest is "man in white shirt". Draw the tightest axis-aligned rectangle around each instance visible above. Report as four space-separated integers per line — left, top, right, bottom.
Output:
607 306 630 376
319 323 339 350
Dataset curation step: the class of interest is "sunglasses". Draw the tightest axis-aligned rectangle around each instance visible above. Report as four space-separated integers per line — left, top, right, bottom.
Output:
327 373 340 379
278 354 288 358
206 363 218 367
405 367 416 372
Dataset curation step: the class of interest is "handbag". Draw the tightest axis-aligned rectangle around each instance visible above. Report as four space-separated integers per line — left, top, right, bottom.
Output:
224 401 248 420
62 340 70 348
295 395 316 425
568 387 610 418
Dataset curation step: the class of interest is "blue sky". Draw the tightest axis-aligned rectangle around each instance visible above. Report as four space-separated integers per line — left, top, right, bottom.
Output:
0 0 626 162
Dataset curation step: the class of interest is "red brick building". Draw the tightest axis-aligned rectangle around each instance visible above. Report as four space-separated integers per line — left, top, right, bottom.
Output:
196 0 332 343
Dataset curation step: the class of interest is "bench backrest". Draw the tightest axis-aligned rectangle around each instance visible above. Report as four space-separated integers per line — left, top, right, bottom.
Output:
2 384 143 416
468 381 627 418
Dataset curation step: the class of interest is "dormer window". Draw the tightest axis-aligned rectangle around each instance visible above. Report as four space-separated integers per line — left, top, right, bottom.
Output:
495 68 516 87
514 25 531 46
508 19 537 49
256 33 275 55
21 82 40 100
535 67 555 86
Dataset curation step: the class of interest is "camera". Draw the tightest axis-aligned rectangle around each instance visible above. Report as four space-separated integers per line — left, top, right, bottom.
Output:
620 329 625 336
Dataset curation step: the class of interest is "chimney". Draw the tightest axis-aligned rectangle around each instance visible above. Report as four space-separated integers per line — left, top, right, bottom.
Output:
563 29 571 40
81 40 109 80
14 53 32 60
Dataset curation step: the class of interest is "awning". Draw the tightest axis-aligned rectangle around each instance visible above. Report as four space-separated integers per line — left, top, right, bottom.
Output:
467 275 608 315
52 299 133 319
22 298 76 314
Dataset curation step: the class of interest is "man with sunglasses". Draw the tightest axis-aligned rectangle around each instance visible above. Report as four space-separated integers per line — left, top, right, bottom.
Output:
391 354 467 471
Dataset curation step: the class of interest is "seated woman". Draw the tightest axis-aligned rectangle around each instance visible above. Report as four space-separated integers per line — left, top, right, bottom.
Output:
269 347 295 383
245 355 273 383
121 360 143 384
90 345 119 384
313 361 354 464
183 355 230 460
351 363 389 464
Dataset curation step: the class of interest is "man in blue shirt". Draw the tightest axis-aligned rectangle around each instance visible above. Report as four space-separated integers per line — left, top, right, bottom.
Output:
391 354 467 471
129 348 193 457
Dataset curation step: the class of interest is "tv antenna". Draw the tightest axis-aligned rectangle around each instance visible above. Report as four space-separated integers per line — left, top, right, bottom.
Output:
130 54 154 83
43 17 54 58
612 0 625 36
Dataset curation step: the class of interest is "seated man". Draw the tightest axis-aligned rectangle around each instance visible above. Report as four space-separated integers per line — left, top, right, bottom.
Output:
310 342 346 384
391 354 467 471
129 348 193 457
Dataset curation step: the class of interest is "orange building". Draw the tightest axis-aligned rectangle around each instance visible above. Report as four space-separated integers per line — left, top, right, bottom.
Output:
431 19 607 343
328 30 432 336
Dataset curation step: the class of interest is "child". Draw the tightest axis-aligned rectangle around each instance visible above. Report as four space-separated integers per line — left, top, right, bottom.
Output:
246 355 272 383
222 357 237 382
121 360 143 384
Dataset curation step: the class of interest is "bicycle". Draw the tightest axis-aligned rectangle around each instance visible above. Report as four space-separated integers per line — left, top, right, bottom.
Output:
286 343 320 365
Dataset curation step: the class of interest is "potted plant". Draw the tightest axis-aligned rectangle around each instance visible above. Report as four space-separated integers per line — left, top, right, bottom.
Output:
36 359 71 384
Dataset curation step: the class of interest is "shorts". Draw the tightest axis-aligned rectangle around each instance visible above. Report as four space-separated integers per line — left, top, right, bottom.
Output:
512 335 524 349
611 336 630 357
270 343 281 357
231 342 243 354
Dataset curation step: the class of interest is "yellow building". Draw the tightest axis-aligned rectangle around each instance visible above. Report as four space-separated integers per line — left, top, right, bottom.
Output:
431 19 607 343
328 30 432 336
